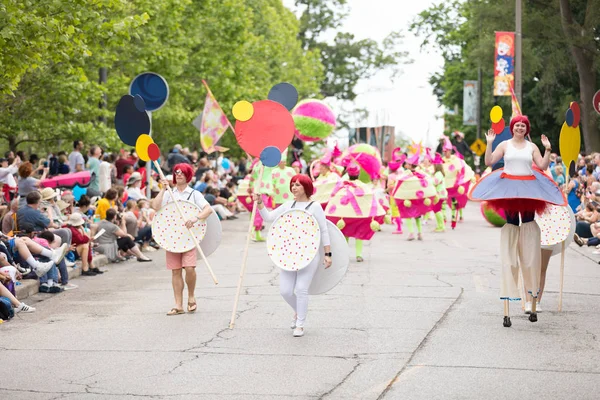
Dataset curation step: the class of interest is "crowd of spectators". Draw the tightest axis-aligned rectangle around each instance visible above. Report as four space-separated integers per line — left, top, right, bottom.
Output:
0 140 251 322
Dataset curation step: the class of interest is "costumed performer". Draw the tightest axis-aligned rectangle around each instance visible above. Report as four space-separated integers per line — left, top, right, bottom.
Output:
386 147 404 234
469 115 566 326
325 164 386 262
392 149 437 241
151 163 213 316
442 137 474 228
254 174 332 337
249 159 275 242
271 149 295 208
426 150 447 233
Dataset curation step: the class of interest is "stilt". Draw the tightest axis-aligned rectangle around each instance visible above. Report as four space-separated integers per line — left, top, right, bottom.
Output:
529 296 538 322
503 300 512 327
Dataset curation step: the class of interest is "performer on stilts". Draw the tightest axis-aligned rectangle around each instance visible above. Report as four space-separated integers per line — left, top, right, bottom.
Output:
254 174 332 337
151 164 214 316
442 137 474 228
470 116 566 326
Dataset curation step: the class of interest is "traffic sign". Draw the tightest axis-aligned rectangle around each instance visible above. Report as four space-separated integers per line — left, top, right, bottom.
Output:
470 138 487 156
593 89 600 115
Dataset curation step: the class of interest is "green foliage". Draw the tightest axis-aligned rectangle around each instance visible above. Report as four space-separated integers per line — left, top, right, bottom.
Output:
0 0 323 160
411 0 600 151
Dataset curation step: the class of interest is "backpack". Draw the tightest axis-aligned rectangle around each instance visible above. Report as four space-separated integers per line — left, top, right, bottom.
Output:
0 296 14 321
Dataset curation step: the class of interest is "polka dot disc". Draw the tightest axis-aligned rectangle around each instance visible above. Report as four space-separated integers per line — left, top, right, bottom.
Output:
152 200 207 253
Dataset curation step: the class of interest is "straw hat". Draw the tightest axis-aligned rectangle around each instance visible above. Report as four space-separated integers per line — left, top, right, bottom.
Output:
126 172 142 186
56 199 70 211
66 213 85 227
40 187 58 201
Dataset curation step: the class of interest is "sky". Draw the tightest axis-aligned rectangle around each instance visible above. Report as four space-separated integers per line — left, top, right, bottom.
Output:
283 0 446 149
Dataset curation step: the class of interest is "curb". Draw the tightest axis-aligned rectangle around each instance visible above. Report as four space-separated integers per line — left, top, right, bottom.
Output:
16 254 109 300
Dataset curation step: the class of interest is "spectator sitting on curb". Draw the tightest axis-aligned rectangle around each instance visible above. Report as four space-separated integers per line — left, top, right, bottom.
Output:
95 209 151 263
65 213 99 276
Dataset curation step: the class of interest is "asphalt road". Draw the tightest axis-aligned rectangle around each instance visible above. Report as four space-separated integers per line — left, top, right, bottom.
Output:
2 203 599 399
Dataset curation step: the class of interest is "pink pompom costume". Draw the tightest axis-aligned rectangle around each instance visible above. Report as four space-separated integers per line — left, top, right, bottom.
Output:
386 147 405 234
248 159 275 242
441 137 475 229
271 150 296 207
392 148 438 241
324 164 386 262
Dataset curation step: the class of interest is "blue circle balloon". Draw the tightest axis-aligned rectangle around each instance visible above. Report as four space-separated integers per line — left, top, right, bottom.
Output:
221 158 231 170
115 95 151 146
129 72 169 112
268 82 298 111
260 146 282 167
566 108 574 127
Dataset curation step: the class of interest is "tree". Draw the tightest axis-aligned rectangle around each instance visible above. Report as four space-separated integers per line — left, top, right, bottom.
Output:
411 0 600 152
295 0 410 126
558 0 600 152
0 0 323 159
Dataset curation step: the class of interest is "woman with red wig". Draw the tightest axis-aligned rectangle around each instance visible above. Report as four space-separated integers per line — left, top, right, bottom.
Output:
151 163 214 316
470 115 566 327
253 174 332 337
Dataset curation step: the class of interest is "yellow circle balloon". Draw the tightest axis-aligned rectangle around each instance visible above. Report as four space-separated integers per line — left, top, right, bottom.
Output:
232 100 254 122
490 106 503 124
136 134 154 161
559 122 581 170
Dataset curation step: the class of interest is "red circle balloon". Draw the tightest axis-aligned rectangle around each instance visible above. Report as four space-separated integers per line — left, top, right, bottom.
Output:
148 143 161 161
570 102 580 127
234 100 295 157
492 119 505 134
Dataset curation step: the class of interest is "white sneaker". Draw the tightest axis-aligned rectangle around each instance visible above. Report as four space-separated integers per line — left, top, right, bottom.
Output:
291 319 297 329
524 302 532 314
60 283 78 290
536 303 542 313
16 303 36 313
35 260 54 277
52 243 68 265
65 260 76 268
293 327 304 337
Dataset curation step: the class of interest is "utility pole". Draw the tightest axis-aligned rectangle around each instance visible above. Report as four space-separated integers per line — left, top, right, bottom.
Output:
477 66 482 141
515 0 522 105
99 67 108 125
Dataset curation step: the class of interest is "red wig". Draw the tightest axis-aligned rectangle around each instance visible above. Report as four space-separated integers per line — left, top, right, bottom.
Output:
172 163 194 184
290 174 314 197
509 115 530 136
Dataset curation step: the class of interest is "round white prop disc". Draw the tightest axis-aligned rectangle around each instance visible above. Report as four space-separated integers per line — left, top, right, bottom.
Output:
536 204 572 246
541 205 576 256
309 220 349 295
200 210 222 257
267 209 321 271
152 200 207 253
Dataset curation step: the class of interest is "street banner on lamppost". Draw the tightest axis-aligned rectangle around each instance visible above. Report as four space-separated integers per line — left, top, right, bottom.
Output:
463 80 477 126
493 32 515 96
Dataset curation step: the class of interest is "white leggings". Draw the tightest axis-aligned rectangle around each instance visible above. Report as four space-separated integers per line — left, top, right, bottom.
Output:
279 256 320 328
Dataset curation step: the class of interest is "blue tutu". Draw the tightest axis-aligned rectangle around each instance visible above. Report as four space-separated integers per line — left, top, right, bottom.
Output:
470 168 566 213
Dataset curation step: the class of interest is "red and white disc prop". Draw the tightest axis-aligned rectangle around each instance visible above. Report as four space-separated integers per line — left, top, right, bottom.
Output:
267 209 321 271
309 220 349 295
152 200 208 253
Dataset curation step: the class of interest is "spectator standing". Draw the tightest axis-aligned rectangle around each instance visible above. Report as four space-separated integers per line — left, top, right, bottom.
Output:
68 140 85 172
0 156 20 202
86 146 102 197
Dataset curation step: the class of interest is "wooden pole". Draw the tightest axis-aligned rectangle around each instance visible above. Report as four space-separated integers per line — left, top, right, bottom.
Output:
230 165 265 329
558 240 566 312
153 160 218 285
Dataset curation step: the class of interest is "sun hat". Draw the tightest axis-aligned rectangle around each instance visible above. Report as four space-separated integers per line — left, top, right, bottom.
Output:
66 212 85 226
40 187 58 201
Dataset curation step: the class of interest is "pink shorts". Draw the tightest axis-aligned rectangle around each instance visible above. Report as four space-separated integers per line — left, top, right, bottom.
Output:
166 249 197 270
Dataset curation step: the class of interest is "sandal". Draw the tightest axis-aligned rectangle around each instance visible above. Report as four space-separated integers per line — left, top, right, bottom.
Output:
187 302 197 312
167 308 185 316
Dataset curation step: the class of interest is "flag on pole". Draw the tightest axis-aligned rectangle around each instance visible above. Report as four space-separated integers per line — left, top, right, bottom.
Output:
509 85 522 118
194 80 231 154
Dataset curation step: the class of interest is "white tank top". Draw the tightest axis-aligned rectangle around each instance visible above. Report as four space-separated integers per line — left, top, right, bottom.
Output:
503 141 533 176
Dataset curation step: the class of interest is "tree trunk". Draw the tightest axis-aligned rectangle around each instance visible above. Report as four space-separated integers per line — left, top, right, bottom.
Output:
558 0 600 153
579 67 600 153
7 134 16 153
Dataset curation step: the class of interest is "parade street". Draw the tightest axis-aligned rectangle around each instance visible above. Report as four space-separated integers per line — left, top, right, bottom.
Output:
2 204 600 400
